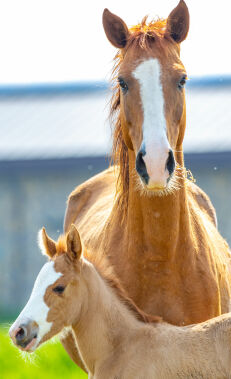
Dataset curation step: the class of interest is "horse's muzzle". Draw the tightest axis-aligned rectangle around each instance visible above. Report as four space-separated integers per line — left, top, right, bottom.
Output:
136 148 175 189
9 319 39 351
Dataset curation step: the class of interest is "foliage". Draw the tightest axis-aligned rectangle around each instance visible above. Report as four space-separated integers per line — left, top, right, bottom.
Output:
0 326 87 379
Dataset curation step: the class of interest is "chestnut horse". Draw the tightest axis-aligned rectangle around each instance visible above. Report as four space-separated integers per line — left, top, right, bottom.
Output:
10 226 231 378
62 0 231 368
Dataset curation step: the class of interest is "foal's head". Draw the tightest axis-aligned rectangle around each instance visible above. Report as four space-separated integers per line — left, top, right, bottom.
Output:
103 0 189 192
9 225 84 352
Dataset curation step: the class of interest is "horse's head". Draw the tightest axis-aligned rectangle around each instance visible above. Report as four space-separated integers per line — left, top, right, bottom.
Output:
103 0 189 192
9 225 83 352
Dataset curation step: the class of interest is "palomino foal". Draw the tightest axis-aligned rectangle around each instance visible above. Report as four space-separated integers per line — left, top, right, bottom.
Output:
10 226 231 378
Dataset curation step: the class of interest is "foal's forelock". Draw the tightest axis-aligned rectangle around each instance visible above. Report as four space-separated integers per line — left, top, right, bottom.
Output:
133 58 172 189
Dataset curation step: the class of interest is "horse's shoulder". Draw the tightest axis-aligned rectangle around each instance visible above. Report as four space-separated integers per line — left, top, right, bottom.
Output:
186 181 217 227
64 166 116 233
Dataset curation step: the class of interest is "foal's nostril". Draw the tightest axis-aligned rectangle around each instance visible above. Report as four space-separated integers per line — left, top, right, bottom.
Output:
136 150 149 184
166 150 175 176
15 326 27 343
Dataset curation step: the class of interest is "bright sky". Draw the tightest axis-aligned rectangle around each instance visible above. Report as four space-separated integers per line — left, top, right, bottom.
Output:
0 0 230 84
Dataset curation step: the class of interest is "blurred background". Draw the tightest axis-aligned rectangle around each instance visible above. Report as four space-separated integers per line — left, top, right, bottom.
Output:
0 0 231 377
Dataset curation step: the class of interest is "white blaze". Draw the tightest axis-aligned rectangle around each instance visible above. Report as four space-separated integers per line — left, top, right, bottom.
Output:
133 58 170 188
10 261 62 346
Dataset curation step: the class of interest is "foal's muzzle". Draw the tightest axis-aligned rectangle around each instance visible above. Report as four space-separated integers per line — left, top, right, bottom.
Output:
9 319 39 351
136 148 175 189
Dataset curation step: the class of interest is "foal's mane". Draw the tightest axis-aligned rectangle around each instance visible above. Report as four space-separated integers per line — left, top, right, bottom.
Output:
110 18 168 211
88 251 161 324
55 236 161 324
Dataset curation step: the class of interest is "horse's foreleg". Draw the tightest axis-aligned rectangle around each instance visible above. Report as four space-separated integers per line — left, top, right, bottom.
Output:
60 330 87 373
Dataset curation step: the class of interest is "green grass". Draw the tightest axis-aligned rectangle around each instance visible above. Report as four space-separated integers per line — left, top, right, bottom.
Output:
0 325 87 379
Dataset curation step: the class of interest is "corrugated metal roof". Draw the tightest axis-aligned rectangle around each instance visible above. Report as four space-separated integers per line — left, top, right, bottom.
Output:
0 79 230 160
185 87 231 153
0 91 111 160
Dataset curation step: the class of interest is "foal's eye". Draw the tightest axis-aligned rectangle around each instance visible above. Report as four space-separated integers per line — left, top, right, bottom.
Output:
53 285 65 294
178 75 187 89
118 77 128 93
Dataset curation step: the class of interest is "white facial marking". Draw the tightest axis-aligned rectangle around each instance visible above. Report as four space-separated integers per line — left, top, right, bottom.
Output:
10 261 62 347
133 58 171 188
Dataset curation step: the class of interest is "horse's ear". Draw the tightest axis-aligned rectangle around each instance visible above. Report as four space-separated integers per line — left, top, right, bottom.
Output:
165 0 189 43
103 9 130 48
38 227 57 258
66 224 82 261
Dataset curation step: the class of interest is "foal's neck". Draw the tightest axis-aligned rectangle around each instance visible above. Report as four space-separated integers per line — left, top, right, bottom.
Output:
72 260 139 375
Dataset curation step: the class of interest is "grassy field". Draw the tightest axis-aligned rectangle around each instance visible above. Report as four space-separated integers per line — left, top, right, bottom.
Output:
0 326 87 379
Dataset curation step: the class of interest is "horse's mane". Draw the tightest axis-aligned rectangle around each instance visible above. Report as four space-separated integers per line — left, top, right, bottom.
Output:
55 236 161 324
110 17 168 212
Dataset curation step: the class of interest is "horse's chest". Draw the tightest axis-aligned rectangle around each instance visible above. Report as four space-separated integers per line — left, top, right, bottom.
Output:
111 248 222 325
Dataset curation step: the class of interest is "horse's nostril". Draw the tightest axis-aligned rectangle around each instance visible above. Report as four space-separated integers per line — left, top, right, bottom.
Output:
166 150 175 176
15 326 27 342
136 150 149 184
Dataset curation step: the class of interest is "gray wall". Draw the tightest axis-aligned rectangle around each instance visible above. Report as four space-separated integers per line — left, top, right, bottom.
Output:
0 157 108 318
185 152 231 242
1 153 231 319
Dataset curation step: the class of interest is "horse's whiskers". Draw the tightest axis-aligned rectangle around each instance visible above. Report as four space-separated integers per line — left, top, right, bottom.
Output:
131 166 183 198
172 149 183 153
174 163 196 183
19 349 37 364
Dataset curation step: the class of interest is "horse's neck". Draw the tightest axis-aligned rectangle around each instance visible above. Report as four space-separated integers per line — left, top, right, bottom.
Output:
72 261 138 375
124 149 191 261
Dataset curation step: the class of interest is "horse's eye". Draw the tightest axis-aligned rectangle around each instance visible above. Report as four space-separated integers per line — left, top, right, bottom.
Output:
118 77 128 92
178 75 187 89
53 285 65 294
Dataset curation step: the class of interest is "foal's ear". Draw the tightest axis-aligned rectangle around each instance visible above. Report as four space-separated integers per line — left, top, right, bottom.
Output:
38 227 57 258
165 0 190 43
103 9 130 48
66 224 82 261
